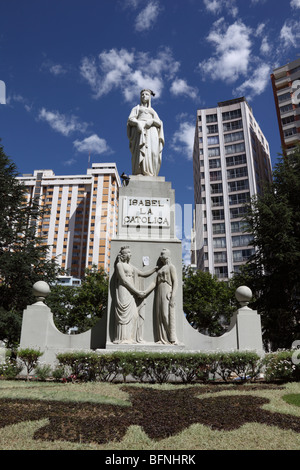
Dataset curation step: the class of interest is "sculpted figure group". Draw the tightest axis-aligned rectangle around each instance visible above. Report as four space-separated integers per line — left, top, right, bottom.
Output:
115 91 177 345
114 246 178 345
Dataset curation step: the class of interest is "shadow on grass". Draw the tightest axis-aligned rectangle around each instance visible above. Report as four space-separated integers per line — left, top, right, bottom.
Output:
0 384 299 445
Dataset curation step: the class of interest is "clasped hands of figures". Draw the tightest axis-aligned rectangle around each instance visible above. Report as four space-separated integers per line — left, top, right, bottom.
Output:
136 265 175 308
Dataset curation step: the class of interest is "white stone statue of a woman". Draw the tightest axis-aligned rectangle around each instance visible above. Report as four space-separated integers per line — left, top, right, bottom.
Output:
127 89 164 177
114 246 156 344
155 248 178 344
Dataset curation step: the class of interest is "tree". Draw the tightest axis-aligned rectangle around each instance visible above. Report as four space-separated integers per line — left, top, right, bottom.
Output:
0 141 59 347
183 266 237 336
232 146 300 350
46 267 109 334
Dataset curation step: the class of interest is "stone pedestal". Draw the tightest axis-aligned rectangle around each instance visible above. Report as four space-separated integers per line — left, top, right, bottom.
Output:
117 175 177 240
106 175 184 347
235 306 263 351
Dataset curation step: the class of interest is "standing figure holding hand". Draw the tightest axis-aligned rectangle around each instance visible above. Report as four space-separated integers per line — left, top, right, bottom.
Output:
114 246 156 344
155 248 178 344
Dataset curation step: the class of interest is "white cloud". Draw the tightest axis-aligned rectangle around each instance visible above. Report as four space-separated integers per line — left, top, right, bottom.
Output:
280 19 300 49
260 37 271 55
6 93 32 112
291 0 300 8
123 0 143 8
135 1 161 32
171 121 195 160
255 23 265 37
38 108 88 136
80 47 182 102
41 60 68 76
82 48 134 98
49 64 67 76
198 19 252 83
63 158 76 166
234 63 271 100
170 79 198 100
73 134 112 155
203 0 238 17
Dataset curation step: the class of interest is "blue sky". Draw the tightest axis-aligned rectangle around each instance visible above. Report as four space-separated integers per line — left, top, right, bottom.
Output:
1 0 300 263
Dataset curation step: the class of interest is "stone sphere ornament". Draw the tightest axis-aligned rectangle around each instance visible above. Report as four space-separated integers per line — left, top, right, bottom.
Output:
32 281 51 303
235 286 252 307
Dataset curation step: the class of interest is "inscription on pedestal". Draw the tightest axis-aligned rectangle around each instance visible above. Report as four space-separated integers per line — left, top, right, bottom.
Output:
122 196 170 227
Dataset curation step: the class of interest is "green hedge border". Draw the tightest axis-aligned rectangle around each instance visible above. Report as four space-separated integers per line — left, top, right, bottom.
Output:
55 350 264 384
2 349 299 383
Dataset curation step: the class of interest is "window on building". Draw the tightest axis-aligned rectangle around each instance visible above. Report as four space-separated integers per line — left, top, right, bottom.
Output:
233 248 255 262
229 192 250 205
210 171 222 181
284 127 297 137
213 237 227 248
230 206 248 218
214 251 227 263
213 223 225 234
215 266 228 278
225 142 245 154
223 119 243 132
224 131 244 143
282 115 295 125
228 179 249 192
207 124 218 134
211 183 223 194
206 114 218 123
227 166 248 179
209 158 221 169
226 154 247 166
231 220 249 233
222 109 242 121
277 91 291 103
211 196 224 207
290 64 300 75
212 209 225 220
208 147 220 157
280 103 293 114
207 135 219 145
232 234 253 247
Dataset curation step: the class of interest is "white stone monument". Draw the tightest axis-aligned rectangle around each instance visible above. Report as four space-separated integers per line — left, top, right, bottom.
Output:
19 90 264 369
106 89 185 349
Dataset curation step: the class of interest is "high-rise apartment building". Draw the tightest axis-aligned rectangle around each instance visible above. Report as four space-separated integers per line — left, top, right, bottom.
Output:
192 97 272 279
18 163 121 277
271 57 300 153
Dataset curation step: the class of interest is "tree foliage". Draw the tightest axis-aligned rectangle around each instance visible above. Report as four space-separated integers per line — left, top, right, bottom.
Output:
183 266 237 336
232 146 300 350
0 141 59 346
46 267 109 334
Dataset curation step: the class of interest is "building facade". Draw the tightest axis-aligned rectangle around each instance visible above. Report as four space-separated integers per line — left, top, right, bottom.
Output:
18 163 121 277
192 97 272 279
271 57 300 153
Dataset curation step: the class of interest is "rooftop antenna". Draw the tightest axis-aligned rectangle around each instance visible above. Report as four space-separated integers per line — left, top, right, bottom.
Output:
88 151 91 169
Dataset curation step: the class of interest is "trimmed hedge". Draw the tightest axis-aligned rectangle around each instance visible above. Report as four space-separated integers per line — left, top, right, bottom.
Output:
55 350 265 384
2 348 298 383
263 350 300 383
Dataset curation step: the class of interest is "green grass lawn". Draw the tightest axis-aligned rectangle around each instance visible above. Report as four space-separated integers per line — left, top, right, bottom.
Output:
283 393 300 407
0 380 299 450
